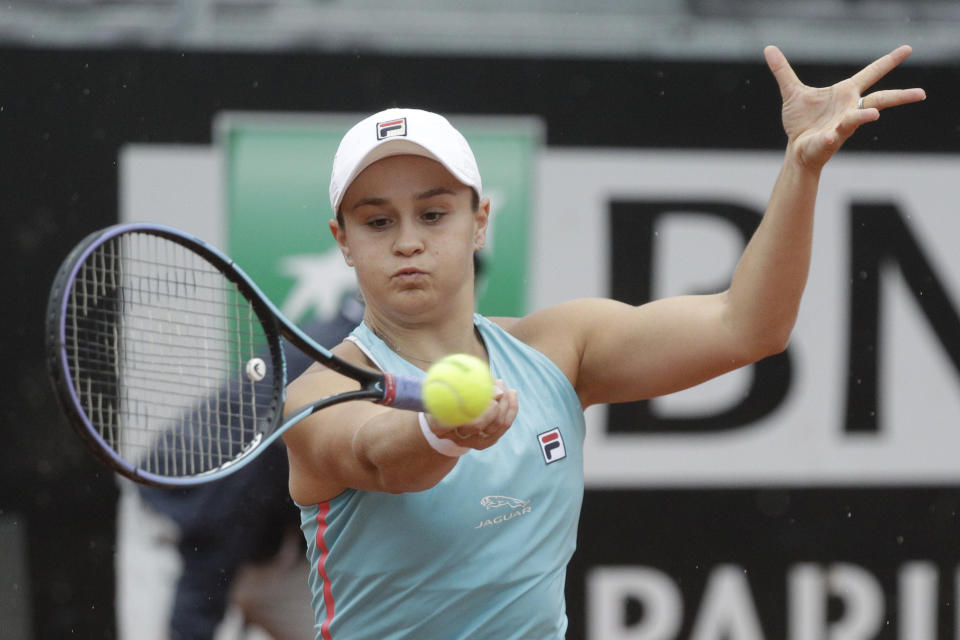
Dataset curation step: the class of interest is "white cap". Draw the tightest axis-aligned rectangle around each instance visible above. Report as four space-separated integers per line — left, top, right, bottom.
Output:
329 108 482 213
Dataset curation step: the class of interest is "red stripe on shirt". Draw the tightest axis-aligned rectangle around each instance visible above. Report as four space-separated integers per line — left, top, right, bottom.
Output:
316 501 335 640
541 432 559 443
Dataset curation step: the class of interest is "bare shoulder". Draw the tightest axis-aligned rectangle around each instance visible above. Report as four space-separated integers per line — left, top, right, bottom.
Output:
487 298 622 389
493 298 620 343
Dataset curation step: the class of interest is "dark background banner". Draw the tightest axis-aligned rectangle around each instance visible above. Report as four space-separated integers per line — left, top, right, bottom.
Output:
2 48 958 638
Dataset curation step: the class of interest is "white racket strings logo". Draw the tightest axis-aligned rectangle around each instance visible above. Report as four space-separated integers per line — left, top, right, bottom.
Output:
245 357 266 382
474 495 533 530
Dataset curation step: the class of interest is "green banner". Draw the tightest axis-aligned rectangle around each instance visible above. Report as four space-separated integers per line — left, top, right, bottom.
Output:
219 113 541 325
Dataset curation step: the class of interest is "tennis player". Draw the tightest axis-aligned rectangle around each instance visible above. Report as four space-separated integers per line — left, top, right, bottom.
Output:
283 45 925 639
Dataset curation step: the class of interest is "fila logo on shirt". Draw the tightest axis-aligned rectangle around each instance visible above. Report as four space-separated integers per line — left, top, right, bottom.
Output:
538 428 566 464
377 117 407 140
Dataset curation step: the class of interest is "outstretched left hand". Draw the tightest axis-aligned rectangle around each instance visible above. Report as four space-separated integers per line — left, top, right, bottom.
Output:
765 45 926 171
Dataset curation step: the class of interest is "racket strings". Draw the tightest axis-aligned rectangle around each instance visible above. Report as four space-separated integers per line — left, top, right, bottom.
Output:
64 232 278 478
71 273 267 329
72 338 263 374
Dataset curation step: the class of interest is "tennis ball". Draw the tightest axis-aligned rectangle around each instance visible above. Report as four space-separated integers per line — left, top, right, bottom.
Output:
423 354 494 427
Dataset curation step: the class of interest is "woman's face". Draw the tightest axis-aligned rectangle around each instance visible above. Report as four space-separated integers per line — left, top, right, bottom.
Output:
333 154 488 321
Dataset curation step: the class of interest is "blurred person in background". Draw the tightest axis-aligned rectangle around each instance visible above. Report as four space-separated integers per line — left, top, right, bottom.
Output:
117 292 365 640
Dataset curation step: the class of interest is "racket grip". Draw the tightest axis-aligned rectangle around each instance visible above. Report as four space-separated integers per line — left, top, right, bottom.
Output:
380 373 425 412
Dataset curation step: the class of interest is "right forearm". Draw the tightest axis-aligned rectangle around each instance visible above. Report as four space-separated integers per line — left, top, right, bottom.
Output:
351 411 460 493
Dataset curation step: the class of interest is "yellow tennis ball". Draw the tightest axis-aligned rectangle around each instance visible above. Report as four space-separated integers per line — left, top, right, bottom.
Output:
423 354 494 427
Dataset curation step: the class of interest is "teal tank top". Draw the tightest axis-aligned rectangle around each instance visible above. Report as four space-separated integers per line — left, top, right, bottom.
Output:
298 314 586 639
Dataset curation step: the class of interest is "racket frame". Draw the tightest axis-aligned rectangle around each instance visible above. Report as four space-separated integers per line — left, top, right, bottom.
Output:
46 222 421 487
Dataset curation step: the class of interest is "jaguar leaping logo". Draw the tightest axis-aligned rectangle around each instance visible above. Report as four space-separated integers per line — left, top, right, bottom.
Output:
480 495 530 510
475 495 533 530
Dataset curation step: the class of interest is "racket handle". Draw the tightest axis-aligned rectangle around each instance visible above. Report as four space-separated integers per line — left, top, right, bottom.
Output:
380 373 425 412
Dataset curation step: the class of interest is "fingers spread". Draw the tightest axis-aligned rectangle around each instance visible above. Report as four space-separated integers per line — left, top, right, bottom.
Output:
862 87 927 111
764 45 800 98
851 45 913 92
835 106 880 141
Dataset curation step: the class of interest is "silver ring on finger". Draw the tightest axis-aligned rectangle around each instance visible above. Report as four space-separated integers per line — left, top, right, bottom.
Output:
454 427 470 439
857 97 864 109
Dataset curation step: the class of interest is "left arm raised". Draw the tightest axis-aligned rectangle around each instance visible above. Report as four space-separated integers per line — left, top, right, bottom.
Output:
517 45 925 409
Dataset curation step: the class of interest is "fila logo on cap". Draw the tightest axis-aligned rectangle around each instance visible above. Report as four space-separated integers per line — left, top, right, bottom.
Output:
538 428 566 464
376 117 407 140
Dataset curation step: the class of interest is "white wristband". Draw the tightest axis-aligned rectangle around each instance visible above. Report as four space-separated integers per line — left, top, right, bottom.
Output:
418 412 469 457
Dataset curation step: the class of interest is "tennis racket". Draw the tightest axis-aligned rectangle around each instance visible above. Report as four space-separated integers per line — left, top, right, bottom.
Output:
45 222 424 487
